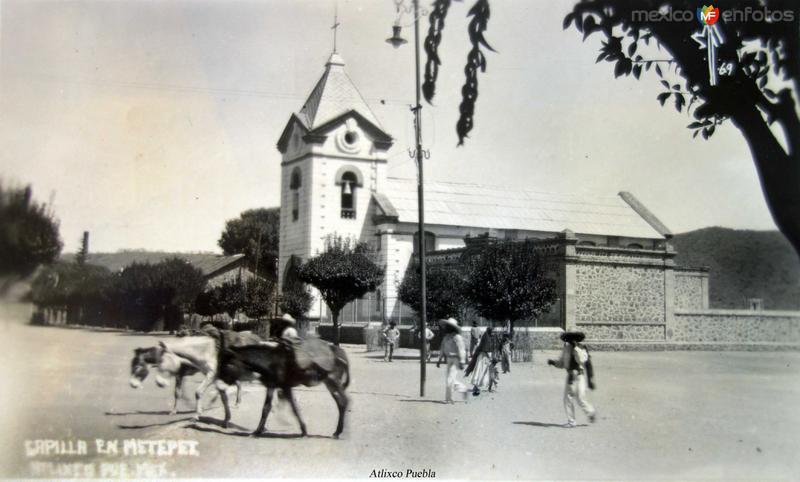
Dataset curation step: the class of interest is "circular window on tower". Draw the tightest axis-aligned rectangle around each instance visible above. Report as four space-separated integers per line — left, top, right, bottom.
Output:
336 126 361 154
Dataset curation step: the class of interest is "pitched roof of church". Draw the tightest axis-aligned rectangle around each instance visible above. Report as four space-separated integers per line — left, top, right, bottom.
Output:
382 178 669 239
296 53 383 130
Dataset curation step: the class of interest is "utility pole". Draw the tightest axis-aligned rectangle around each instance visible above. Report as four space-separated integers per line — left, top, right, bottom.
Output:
413 0 427 398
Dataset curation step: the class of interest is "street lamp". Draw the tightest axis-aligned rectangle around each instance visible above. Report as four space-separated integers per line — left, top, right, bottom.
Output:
386 0 428 397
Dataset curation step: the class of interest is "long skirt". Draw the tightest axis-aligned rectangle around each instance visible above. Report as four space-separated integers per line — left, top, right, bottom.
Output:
470 352 492 389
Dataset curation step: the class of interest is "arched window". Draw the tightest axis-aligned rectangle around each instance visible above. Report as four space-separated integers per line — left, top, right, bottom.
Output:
290 168 302 222
340 171 357 219
577 240 596 247
627 243 644 249
413 231 436 254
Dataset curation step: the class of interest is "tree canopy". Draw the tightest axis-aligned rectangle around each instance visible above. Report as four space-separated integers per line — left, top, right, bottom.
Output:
218 207 280 279
296 235 384 345
463 240 557 332
399 265 468 323
0 183 62 290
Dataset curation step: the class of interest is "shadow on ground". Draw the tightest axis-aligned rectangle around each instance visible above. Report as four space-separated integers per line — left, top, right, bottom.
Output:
513 421 586 429
185 423 335 440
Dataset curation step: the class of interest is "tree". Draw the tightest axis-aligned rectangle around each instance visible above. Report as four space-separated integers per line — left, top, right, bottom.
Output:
279 282 314 333
218 208 280 279
0 183 62 293
463 239 556 333
30 261 113 324
561 1 800 256
194 281 244 319
296 235 384 345
242 277 276 319
114 258 206 331
399 265 469 322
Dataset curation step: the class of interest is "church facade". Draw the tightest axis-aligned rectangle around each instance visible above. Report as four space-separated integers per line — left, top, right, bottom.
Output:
276 52 711 339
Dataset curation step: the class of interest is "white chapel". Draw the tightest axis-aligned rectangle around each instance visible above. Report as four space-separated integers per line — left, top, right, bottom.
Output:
276 52 672 324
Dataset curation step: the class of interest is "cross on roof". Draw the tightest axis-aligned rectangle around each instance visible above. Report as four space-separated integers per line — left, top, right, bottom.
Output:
331 5 341 53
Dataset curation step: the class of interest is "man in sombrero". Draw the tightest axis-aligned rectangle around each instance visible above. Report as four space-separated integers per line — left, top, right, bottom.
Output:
547 331 597 427
436 317 469 403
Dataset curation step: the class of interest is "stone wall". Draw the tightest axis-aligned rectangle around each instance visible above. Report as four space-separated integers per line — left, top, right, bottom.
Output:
671 310 800 343
574 263 665 323
675 270 709 310
577 322 665 341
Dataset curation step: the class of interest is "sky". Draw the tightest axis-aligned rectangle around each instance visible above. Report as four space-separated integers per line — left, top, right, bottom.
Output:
0 0 780 254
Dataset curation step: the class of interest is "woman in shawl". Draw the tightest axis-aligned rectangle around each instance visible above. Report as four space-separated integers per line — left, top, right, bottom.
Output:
464 325 496 395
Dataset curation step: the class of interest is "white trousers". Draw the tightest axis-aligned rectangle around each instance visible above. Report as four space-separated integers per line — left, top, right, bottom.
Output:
445 359 467 402
564 372 595 424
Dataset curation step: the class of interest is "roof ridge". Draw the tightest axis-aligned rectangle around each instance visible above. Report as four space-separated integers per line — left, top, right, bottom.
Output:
386 177 622 200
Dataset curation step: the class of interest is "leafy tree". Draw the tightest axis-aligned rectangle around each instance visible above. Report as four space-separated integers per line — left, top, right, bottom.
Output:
564 1 800 256
279 282 314 321
399 265 469 322
194 281 244 319
30 262 113 324
463 239 556 333
242 277 276 319
296 235 384 345
218 207 280 279
0 183 62 292
114 258 206 331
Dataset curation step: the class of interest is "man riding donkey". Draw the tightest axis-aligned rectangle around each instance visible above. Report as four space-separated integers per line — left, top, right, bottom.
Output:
547 331 597 427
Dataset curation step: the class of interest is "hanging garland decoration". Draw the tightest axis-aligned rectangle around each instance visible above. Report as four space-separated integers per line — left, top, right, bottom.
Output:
456 0 494 146
422 0 452 103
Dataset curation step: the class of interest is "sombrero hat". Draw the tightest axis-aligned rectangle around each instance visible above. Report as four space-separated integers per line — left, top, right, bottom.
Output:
439 317 460 329
280 313 296 325
560 331 585 343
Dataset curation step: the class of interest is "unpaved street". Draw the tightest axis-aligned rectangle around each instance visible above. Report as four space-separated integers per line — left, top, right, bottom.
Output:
2 312 799 480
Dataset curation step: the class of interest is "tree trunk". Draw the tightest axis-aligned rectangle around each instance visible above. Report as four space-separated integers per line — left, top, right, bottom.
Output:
730 105 800 258
332 311 340 346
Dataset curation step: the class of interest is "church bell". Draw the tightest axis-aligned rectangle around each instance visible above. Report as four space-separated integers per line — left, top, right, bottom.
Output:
343 181 352 195
385 24 407 49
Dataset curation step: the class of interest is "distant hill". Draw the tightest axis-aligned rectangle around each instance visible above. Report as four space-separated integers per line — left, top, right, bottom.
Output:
672 227 800 310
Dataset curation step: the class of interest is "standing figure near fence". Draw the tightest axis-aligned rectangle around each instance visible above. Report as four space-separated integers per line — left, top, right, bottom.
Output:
547 331 597 427
436 318 468 403
382 321 400 362
500 333 514 374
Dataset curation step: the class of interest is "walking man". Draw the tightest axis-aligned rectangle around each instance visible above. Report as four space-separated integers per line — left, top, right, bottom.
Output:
383 321 400 362
436 318 468 403
547 331 597 427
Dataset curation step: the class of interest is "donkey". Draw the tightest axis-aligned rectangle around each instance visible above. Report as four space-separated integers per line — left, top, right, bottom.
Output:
129 332 259 423
215 334 351 438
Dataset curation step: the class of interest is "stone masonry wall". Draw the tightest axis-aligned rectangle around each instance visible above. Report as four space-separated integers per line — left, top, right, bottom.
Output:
577 323 665 341
575 263 665 324
672 310 800 343
675 272 705 310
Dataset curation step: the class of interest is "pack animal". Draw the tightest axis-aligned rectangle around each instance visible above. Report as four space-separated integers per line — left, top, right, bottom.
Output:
129 331 261 421
215 334 351 438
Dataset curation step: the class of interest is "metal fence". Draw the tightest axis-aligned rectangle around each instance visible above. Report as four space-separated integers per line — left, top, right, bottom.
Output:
315 294 563 328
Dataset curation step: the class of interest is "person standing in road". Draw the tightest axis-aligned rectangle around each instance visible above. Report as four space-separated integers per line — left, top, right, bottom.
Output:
547 331 597 427
436 318 468 403
383 321 400 362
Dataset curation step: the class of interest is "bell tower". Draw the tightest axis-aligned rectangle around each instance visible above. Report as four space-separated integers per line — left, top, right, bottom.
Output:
276 52 393 294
